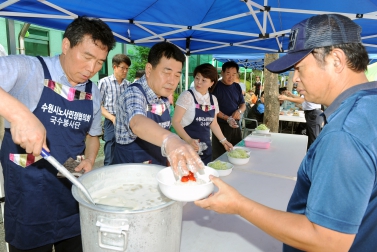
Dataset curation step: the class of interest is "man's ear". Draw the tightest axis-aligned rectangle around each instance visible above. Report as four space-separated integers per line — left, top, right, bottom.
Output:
145 63 152 78
61 37 70 55
331 49 346 73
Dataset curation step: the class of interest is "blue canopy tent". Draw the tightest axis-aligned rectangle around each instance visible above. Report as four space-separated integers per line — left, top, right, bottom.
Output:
213 53 290 86
1 0 377 87
1 0 377 54
213 54 266 71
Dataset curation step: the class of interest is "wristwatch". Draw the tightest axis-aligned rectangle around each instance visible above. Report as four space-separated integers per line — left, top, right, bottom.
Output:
238 109 242 114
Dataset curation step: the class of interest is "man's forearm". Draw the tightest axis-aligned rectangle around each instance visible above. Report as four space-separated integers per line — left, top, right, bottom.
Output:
237 196 355 252
84 134 100 166
238 103 246 113
101 106 115 121
283 96 304 104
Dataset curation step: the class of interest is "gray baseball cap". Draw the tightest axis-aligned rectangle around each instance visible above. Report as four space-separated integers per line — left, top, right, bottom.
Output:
266 14 362 73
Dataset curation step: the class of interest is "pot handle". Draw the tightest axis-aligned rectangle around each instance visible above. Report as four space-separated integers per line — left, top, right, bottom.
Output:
96 217 130 251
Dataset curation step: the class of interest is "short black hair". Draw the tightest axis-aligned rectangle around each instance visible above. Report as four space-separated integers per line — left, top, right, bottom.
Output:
312 43 369 72
112 54 131 67
135 69 145 78
63 16 116 51
222 61 239 72
148 42 185 68
279 87 287 94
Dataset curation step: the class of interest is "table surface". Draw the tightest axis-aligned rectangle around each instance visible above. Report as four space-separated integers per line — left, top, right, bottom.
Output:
279 114 306 123
180 133 308 252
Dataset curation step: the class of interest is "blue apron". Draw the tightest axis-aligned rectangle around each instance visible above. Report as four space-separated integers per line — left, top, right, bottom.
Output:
184 90 215 164
112 83 171 166
0 56 93 249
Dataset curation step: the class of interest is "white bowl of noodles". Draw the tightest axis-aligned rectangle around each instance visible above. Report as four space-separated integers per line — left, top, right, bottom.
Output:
255 124 270 134
207 160 233 176
226 148 250 165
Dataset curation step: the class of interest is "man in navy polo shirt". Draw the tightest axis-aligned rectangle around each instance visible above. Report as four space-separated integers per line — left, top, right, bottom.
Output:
211 61 246 160
196 14 377 251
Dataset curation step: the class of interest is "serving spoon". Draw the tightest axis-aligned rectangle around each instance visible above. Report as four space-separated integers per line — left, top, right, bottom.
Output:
40 148 96 205
41 148 134 210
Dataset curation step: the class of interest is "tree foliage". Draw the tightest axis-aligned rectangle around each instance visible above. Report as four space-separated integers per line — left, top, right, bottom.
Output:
127 45 150 81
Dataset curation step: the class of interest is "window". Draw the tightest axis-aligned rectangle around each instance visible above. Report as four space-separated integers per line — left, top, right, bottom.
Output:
24 28 49 56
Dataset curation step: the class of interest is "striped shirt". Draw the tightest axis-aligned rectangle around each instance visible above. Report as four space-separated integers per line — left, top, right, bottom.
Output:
98 74 130 115
115 75 170 144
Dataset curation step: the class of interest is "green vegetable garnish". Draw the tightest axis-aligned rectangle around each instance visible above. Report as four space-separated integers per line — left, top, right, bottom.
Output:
228 149 249 159
208 160 230 170
256 124 269 130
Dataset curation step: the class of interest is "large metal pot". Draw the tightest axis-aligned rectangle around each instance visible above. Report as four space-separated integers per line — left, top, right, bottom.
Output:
72 164 183 252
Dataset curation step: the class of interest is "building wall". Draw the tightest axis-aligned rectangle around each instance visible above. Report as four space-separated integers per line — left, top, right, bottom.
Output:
0 17 125 84
0 18 8 52
1 18 212 89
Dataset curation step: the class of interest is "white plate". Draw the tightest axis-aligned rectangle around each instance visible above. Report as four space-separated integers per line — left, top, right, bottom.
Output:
157 166 219 202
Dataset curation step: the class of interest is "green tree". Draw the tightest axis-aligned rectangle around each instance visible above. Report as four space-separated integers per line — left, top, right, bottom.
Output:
127 45 150 81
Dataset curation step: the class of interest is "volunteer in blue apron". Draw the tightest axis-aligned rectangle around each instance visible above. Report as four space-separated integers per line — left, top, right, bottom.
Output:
112 42 205 175
172 63 233 165
0 17 115 251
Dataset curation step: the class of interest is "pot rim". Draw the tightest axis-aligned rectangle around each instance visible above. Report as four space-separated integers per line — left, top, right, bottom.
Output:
72 163 177 213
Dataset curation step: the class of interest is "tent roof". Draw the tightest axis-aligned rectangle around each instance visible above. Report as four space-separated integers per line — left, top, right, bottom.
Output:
214 53 274 70
214 53 377 71
1 0 377 54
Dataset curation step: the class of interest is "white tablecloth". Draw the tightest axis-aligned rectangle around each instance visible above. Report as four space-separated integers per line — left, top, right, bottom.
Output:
180 133 308 252
279 115 306 123
279 115 306 133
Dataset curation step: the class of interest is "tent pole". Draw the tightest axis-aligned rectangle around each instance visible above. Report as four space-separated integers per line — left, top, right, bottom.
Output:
5 19 17 55
185 55 189 90
261 71 264 97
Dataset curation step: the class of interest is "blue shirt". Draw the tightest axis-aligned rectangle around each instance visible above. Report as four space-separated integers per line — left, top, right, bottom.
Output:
256 103 264 114
115 75 170 144
0 54 102 136
212 80 245 122
98 74 130 115
284 82 377 251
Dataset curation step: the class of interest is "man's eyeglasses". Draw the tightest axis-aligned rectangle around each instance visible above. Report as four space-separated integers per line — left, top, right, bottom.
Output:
118 66 128 72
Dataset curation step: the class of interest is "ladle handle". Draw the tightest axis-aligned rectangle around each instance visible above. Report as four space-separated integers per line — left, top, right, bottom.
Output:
41 148 96 205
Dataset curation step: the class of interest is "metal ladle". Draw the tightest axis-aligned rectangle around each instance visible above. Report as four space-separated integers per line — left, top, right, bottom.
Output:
40 148 96 205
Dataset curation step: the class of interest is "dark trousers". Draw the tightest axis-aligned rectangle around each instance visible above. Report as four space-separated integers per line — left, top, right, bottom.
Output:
305 109 324 149
9 235 82 252
212 120 242 160
103 118 115 166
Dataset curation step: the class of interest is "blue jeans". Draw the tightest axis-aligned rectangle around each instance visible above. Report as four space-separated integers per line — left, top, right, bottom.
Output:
103 118 115 166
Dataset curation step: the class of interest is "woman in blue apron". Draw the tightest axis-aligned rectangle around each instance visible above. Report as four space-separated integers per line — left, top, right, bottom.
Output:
1 56 93 250
172 63 233 164
112 83 171 165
